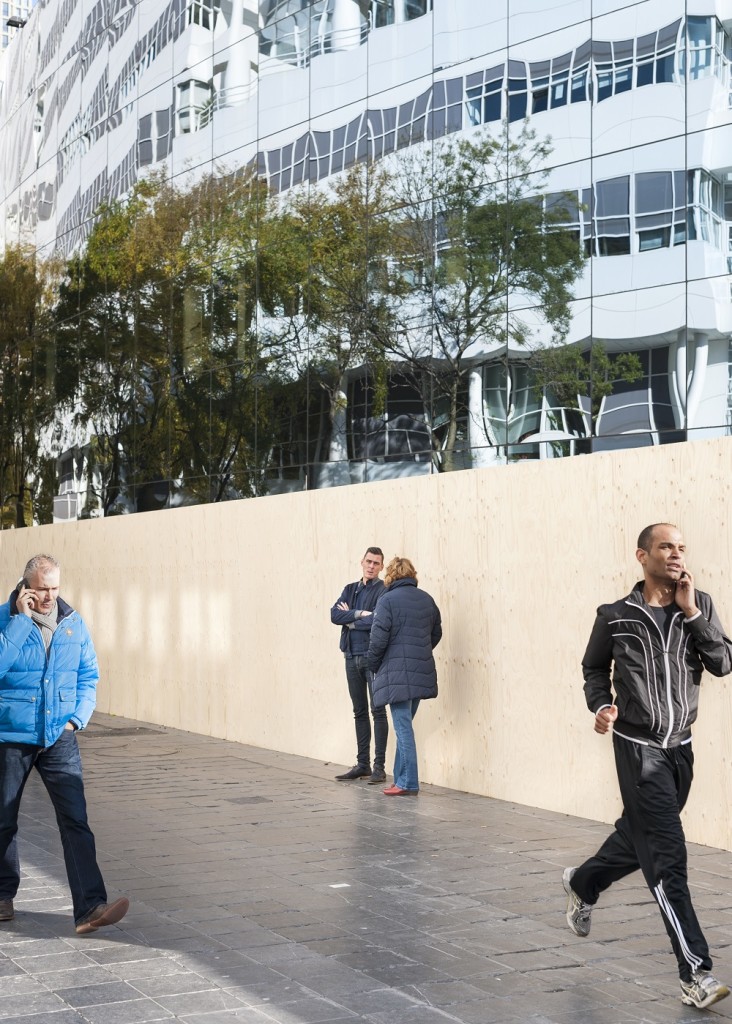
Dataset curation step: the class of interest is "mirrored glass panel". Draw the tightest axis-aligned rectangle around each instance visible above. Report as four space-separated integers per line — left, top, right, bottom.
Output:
1 0 731 520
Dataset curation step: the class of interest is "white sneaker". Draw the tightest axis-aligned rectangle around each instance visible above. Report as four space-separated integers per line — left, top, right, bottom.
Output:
680 971 730 1009
562 867 592 937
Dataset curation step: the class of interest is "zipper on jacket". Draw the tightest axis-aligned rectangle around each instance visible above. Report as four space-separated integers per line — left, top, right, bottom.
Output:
626 599 684 748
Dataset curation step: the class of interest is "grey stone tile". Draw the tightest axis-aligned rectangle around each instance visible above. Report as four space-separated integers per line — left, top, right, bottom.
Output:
153 991 246 1015
14 951 99 973
55 981 150 1007
176 1013 292 1024
31 966 119 990
130 973 215 998
0 975 48 996
109 959 194 982
243 996 357 1024
0 1014 87 1024
78 999 174 1024
0 961 28 979
222 979 318 1005
0 992 69 1017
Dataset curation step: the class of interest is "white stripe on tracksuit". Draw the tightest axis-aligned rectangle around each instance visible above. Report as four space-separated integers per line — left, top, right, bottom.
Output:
654 880 704 974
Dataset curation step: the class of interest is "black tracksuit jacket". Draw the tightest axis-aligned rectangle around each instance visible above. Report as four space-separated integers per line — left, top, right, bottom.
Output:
582 581 732 748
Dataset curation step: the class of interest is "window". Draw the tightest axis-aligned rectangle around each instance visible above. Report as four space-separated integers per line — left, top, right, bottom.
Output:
635 171 686 251
692 170 724 248
595 39 633 101
59 457 74 494
186 0 220 30
685 16 731 85
636 20 681 87
590 177 630 257
138 113 153 165
571 41 591 103
156 108 173 160
348 375 429 462
370 0 394 28
544 191 582 248
428 78 463 139
466 66 503 126
175 80 212 134
507 60 527 122
530 61 549 114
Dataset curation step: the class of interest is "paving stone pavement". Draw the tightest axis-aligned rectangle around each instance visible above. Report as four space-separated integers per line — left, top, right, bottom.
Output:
2 714 732 1024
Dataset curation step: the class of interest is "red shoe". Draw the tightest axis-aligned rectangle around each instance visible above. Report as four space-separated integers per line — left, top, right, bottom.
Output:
383 785 418 796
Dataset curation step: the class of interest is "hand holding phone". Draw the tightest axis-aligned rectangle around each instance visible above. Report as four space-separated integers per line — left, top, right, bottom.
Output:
675 569 698 618
16 579 35 617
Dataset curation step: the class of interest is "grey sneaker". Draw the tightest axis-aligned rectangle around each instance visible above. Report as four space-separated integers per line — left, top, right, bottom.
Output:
0 899 13 921
680 971 730 1009
563 867 592 937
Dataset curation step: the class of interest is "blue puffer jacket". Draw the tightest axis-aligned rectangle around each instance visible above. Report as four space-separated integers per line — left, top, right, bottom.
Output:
0 591 99 746
368 578 442 708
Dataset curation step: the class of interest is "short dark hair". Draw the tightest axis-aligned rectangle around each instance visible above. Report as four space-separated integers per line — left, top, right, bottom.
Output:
637 523 676 552
363 547 384 561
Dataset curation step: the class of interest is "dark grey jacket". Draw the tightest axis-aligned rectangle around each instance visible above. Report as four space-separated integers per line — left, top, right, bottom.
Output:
582 581 732 748
330 578 384 656
368 578 442 708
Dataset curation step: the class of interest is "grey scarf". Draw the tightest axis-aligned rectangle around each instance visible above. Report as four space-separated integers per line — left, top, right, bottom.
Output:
31 604 58 653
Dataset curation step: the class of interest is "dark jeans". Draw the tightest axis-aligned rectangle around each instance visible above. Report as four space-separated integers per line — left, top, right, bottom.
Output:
572 735 710 982
345 655 388 770
0 731 107 924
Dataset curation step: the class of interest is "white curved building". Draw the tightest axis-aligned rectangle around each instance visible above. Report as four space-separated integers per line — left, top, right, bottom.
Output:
0 0 731 514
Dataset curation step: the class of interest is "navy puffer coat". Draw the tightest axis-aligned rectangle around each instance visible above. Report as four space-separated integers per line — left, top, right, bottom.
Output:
368 577 442 708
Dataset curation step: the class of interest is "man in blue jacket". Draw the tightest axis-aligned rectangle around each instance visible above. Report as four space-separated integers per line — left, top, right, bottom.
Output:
0 554 129 935
330 547 387 784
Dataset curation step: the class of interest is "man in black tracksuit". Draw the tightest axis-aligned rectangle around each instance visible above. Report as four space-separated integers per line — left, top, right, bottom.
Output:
564 523 732 1010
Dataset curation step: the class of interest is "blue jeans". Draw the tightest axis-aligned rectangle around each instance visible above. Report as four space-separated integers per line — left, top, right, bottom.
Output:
345 655 388 769
0 731 107 923
390 699 421 791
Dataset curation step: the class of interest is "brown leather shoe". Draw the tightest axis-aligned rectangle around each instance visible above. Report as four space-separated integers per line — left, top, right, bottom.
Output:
75 896 129 935
0 899 13 921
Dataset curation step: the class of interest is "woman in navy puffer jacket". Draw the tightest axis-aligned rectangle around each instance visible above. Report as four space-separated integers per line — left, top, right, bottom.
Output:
368 557 442 795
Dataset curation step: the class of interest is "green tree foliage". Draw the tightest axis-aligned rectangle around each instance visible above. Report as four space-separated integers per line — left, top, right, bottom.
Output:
55 169 280 512
392 121 586 470
531 341 644 420
279 163 408 463
0 247 58 526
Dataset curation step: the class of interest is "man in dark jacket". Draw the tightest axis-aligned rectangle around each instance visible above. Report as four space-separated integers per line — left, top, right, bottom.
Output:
563 524 732 1010
330 547 387 784
0 555 129 935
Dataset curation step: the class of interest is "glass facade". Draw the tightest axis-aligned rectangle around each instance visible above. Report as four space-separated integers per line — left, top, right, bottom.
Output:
0 0 731 524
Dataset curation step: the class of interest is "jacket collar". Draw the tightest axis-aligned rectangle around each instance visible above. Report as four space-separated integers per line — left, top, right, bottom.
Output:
9 590 74 622
387 578 417 591
626 580 680 609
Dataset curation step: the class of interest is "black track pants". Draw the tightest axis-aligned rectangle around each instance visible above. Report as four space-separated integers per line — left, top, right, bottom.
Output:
572 734 711 982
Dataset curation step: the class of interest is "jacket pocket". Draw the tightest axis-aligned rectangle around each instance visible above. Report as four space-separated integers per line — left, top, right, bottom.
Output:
0 690 39 732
